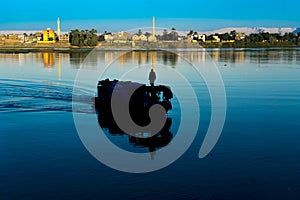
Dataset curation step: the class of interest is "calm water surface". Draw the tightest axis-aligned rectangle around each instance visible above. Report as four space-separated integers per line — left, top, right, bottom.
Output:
0 49 300 199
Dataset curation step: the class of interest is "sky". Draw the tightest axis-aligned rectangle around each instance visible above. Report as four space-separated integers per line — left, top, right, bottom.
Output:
0 0 299 32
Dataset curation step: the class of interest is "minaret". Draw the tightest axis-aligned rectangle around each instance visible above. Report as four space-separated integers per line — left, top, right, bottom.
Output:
152 16 155 38
148 16 157 42
57 17 61 41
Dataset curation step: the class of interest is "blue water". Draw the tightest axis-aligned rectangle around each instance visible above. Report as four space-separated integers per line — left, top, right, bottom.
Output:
0 49 300 199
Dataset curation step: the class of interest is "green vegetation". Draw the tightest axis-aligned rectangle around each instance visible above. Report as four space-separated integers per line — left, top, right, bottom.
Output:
203 31 300 48
157 28 179 41
69 29 99 47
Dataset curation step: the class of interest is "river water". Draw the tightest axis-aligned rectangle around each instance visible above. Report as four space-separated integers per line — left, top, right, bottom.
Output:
0 49 300 199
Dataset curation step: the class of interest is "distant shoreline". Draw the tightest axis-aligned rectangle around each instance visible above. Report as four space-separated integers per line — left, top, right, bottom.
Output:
0 46 300 54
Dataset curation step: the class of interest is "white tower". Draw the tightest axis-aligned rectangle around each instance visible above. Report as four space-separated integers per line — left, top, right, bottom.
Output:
57 17 61 41
152 16 155 37
148 16 157 42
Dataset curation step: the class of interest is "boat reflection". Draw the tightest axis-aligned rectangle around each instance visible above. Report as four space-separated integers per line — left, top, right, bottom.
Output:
95 78 174 155
95 61 175 156
97 108 173 155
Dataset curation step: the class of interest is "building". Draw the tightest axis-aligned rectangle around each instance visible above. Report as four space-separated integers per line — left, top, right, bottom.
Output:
198 34 206 42
59 34 69 42
132 34 147 41
0 34 5 45
212 35 221 43
24 35 38 43
132 16 157 42
204 35 221 43
35 32 42 41
139 34 147 41
113 31 132 43
38 28 56 43
0 34 5 41
101 32 113 41
42 28 55 41
187 32 205 42
235 32 246 40
3 34 23 44
117 31 132 40
222 39 235 43
132 34 139 41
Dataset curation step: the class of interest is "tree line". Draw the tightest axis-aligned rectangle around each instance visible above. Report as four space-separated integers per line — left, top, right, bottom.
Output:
68 28 300 48
204 31 300 48
69 29 99 47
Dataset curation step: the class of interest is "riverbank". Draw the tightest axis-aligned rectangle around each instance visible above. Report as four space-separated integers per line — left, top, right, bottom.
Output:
1 45 300 54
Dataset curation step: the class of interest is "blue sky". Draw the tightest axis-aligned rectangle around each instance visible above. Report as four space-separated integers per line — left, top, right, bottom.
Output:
0 0 299 31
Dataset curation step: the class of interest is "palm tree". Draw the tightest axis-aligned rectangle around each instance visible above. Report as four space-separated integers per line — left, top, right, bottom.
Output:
188 30 194 36
90 29 97 34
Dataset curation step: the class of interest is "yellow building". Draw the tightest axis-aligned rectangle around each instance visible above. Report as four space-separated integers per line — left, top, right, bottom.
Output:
222 40 235 43
132 34 140 41
213 35 221 43
131 34 148 41
139 34 147 41
235 32 246 41
38 28 56 43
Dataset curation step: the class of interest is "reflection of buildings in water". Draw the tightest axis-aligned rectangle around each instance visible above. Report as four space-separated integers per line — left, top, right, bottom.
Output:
185 51 206 63
0 53 33 65
42 53 55 68
117 52 126 65
69 52 89 67
135 51 147 65
181 49 245 65
202 50 206 63
34 53 70 80
117 51 130 65
56 53 69 80
56 54 71 80
156 51 178 66
104 51 115 65
224 49 245 63
212 49 220 63
114 51 178 67
0 53 29 65
117 51 149 65
234 51 245 63
36 52 44 64
58 53 70 64
281 51 294 64
207 50 246 64
57 54 61 80
295 51 300 64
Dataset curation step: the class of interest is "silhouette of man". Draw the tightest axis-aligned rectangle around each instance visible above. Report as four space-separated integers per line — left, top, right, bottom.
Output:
148 69 156 87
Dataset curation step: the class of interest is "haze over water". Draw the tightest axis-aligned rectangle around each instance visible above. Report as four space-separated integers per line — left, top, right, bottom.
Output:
1 49 300 199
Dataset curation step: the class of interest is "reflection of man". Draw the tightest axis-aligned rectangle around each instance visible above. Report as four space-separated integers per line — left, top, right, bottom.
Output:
148 69 156 87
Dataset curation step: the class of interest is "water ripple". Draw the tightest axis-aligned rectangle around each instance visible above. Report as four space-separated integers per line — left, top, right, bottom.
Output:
0 79 94 113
